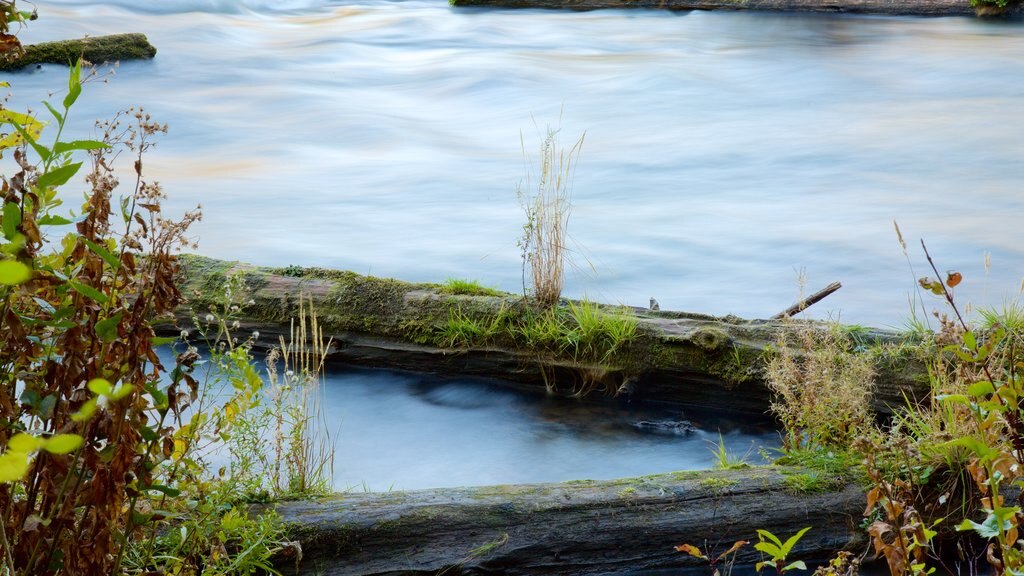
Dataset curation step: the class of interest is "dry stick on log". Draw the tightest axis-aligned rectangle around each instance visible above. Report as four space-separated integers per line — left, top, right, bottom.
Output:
771 281 842 319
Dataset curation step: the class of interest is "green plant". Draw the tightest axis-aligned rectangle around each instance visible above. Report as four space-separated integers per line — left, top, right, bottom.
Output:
440 278 503 297
517 125 584 309
0 61 213 574
708 434 750 470
754 527 811 574
565 299 638 362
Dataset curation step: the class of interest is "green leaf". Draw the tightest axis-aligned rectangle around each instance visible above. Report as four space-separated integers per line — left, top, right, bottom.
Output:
0 260 31 285
69 280 108 304
968 381 995 397
953 349 977 363
964 331 977 351
779 527 811 557
957 514 1005 539
64 61 83 109
43 434 83 454
783 561 807 573
937 394 971 407
52 140 109 155
71 398 97 423
82 238 121 272
138 425 159 442
32 297 55 314
37 214 73 226
756 529 784 549
11 120 50 161
756 561 773 573
43 101 64 125
87 378 113 396
151 336 177 346
8 433 42 453
144 382 169 411
0 451 31 483
2 201 20 240
110 383 133 401
754 542 782 558
946 437 995 459
36 162 82 190
143 483 181 498
95 313 122 343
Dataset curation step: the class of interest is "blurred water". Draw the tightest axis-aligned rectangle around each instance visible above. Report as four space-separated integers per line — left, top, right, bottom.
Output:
288 365 777 490
7 2 1024 327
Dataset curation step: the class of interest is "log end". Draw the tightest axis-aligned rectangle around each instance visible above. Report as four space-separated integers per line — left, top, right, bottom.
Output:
0 33 157 72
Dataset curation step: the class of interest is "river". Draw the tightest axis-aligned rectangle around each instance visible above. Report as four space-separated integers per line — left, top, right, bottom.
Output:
7 1 1024 328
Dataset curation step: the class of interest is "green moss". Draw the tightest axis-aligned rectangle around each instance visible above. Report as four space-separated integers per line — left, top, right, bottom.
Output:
698 476 738 494
1 33 157 71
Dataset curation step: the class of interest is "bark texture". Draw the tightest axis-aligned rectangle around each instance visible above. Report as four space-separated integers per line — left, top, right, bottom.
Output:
0 33 156 71
270 467 867 576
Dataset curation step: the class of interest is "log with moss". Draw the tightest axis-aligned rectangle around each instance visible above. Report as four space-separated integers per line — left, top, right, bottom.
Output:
0 33 156 71
171 256 928 416
450 0 1018 17
267 467 866 575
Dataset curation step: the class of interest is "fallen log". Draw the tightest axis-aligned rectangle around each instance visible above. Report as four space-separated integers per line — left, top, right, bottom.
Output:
269 467 867 575
0 33 156 71
449 0 1017 17
171 255 928 416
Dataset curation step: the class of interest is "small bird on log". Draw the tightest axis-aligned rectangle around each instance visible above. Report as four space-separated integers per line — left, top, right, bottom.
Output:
649 297 660 311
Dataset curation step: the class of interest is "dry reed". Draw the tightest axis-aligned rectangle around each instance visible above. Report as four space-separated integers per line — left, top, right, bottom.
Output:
518 126 584 309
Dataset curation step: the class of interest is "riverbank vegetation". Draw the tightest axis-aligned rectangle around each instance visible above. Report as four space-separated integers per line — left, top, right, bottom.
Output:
0 36 332 573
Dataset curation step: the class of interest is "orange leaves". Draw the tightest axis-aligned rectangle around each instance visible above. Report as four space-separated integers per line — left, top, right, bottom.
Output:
674 543 707 560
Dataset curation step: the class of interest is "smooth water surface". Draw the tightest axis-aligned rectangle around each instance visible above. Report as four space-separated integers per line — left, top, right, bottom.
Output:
8 3 1024 326
303 366 776 490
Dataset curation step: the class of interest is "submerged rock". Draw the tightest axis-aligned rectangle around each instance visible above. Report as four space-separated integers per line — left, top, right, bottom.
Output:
631 419 695 436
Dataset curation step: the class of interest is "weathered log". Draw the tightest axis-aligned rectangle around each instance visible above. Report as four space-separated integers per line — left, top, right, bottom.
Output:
0 33 156 71
450 0 1018 17
171 255 928 417
268 467 867 575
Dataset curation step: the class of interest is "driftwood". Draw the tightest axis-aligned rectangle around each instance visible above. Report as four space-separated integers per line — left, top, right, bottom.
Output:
171 256 928 417
0 33 156 71
269 467 867 576
450 0 1013 16
772 282 842 320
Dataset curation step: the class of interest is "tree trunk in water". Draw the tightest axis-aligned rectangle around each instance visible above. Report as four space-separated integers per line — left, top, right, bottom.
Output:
172 255 929 417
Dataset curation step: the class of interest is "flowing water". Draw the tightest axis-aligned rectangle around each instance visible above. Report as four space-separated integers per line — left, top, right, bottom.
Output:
8 1 1024 328
319 366 777 490
182 349 778 490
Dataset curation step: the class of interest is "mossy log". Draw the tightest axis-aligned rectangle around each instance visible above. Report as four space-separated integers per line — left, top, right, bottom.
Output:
172 255 928 417
0 33 156 71
268 467 866 575
450 0 1017 17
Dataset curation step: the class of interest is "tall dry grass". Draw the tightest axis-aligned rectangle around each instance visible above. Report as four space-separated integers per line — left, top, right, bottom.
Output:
517 126 584 309
265 296 336 495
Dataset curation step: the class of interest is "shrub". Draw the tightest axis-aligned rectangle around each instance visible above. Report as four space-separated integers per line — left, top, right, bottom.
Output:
764 324 875 450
